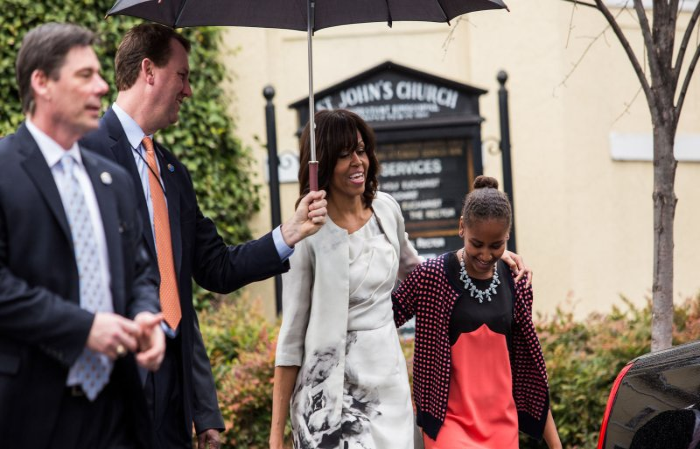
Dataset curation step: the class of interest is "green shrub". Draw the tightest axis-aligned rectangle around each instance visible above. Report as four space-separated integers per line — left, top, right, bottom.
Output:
199 296 290 448
0 1 260 309
522 295 700 449
201 294 700 449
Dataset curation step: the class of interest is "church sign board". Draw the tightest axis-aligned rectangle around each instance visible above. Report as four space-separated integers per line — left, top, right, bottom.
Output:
291 61 487 257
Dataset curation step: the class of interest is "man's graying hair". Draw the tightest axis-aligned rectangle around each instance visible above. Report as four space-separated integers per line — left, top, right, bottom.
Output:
16 22 96 114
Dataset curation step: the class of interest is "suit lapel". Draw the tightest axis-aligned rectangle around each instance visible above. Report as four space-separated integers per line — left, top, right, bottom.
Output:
81 149 123 310
17 124 72 247
155 143 183 277
104 109 157 262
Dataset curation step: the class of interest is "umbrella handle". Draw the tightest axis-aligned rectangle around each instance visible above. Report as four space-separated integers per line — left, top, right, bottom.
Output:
309 161 319 192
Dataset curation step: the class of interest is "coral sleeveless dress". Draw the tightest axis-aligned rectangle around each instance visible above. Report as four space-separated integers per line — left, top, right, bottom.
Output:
424 256 519 449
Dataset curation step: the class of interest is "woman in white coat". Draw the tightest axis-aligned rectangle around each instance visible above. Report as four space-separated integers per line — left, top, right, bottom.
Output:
270 109 421 449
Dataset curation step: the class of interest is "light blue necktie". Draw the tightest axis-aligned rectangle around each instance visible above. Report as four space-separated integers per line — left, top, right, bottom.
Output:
59 154 113 401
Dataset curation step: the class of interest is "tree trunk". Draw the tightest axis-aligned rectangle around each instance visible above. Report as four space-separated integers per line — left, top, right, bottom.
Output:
588 0 700 351
650 124 678 351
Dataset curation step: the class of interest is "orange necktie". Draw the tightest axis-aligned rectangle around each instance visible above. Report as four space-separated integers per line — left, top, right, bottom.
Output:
142 137 182 329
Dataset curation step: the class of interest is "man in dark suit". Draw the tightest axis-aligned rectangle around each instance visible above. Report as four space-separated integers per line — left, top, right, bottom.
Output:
81 24 327 449
0 23 166 449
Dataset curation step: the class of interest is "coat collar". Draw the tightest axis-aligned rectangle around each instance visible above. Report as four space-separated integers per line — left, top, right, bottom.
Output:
17 123 72 244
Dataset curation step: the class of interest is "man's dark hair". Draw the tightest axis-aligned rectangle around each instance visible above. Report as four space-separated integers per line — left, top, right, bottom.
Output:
16 22 96 114
115 23 191 91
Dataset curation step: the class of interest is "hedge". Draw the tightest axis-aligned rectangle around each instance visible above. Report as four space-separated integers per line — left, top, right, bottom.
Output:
199 294 700 449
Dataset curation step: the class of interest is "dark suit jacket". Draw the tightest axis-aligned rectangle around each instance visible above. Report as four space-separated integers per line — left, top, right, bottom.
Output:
81 108 290 436
0 123 160 449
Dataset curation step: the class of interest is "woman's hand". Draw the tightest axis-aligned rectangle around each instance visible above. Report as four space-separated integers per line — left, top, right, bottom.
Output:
500 250 533 286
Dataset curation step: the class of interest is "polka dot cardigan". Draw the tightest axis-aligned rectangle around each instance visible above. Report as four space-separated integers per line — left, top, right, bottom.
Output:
392 253 550 441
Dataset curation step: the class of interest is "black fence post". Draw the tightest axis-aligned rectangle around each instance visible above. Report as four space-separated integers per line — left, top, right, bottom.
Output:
497 71 516 253
264 85 283 314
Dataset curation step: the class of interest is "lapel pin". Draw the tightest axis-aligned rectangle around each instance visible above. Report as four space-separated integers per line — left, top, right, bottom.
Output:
100 172 113 185
167 164 175 172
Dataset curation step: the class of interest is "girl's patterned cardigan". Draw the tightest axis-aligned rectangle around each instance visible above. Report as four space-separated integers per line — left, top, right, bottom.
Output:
392 253 550 441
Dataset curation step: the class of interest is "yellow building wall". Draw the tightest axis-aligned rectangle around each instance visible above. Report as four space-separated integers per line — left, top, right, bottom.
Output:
218 0 700 320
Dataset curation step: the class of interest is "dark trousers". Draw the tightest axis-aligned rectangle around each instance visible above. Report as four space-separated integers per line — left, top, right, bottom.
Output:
51 375 139 449
145 332 190 449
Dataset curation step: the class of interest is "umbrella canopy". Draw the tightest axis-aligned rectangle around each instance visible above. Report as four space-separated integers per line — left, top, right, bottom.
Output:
108 0 507 31
107 0 507 190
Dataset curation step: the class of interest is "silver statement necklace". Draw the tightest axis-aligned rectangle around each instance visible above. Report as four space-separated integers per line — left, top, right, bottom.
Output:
458 249 501 303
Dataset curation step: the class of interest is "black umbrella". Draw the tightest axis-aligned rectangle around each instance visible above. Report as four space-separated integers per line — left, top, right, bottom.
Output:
107 0 508 189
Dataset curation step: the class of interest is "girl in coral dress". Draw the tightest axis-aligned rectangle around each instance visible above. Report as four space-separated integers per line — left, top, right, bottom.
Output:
393 176 562 449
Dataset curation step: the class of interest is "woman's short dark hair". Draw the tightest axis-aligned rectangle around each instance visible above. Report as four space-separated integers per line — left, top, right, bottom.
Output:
16 23 96 114
115 23 190 91
297 109 379 207
461 175 512 228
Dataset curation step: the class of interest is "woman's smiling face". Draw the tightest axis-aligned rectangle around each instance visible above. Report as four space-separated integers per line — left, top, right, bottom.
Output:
330 130 368 199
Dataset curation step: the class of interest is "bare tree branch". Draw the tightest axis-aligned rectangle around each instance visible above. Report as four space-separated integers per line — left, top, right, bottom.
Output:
670 0 681 23
644 31 649 74
441 16 473 59
561 0 598 8
566 1 578 47
655 0 680 91
442 18 461 56
594 0 658 114
555 27 610 95
613 85 644 123
673 1 700 84
557 3 628 94
633 0 664 81
623 4 639 22
675 42 700 119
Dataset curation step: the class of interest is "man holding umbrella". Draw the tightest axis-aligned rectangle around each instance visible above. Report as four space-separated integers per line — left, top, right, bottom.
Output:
81 23 327 449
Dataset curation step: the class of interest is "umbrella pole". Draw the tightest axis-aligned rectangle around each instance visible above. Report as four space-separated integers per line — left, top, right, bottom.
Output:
307 0 318 192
